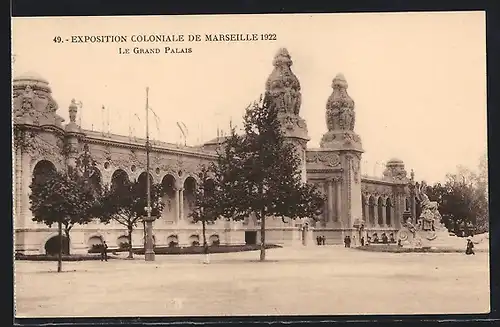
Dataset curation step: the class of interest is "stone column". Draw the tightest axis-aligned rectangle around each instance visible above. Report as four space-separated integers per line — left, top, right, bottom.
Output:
335 179 341 223
411 193 417 223
327 179 334 223
381 203 387 227
21 152 32 227
174 187 180 224
387 205 392 227
396 193 403 229
14 147 22 229
374 202 379 227
363 199 369 227
179 188 184 221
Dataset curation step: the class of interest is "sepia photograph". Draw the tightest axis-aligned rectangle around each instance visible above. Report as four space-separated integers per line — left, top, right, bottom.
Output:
12 12 489 318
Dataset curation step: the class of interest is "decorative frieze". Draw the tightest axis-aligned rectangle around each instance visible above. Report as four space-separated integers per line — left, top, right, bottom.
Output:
306 152 341 167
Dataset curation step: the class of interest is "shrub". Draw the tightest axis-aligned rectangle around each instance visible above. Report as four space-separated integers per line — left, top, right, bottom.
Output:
91 244 102 250
15 253 108 261
118 242 131 250
356 245 487 253
132 244 282 255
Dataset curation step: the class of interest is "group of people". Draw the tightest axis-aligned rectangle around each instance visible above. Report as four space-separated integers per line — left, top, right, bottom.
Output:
316 235 326 245
343 236 352 248
367 232 396 244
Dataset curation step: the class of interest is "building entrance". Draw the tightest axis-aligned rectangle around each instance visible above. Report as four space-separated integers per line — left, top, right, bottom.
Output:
245 231 257 245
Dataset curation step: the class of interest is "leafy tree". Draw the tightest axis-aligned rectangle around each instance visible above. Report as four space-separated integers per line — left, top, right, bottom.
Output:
474 152 489 233
211 95 325 261
189 165 220 261
98 174 165 258
29 166 97 272
426 156 489 235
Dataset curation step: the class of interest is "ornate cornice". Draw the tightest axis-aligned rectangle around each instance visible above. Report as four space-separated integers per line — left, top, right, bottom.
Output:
82 134 216 161
14 122 66 138
307 168 343 174
361 175 407 186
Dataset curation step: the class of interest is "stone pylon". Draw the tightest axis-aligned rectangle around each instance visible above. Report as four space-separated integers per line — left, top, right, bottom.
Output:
320 74 364 229
264 48 310 183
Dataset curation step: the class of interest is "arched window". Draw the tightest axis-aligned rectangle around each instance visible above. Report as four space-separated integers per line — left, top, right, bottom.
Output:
377 197 384 225
385 198 392 226
184 176 197 221
33 160 57 185
368 196 375 225
45 235 69 255
161 174 177 222
361 195 366 221
111 169 130 190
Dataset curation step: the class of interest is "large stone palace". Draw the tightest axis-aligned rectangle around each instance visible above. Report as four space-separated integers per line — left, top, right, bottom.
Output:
13 48 419 254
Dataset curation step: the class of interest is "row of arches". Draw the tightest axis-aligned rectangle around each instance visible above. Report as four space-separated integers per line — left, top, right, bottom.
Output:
87 233 220 249
361 195 392 226
42 232 223 255
31 159 216 223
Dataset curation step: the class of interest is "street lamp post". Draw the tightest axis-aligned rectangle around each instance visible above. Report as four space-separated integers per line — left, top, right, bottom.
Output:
144 87 155 262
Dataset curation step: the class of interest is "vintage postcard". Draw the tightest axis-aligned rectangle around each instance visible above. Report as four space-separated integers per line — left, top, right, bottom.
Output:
12 12 489 318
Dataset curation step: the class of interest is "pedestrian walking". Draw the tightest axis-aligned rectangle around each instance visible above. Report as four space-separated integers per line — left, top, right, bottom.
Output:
465 239 475 255
203 242 210 264
101 241 108 262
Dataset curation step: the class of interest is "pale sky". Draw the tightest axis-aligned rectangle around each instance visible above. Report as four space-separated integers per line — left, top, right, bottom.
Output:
11 12 487 184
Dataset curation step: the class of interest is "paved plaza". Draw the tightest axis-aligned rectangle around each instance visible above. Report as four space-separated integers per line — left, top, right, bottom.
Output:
15 246 490 317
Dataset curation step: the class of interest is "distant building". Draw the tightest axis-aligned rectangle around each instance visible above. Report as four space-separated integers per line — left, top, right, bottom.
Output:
13 49 416 254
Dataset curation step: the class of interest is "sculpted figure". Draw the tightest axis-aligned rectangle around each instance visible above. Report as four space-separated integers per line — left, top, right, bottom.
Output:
69 99 78 123
341 108 353 130
283 86 293 114
403 218 417 236
282 81 300 115
21 85 35 113
416 182 444 231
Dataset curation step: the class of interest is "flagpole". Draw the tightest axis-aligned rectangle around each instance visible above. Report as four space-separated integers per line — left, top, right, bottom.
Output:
144 87 155 262
78 101 83 128
107 105 110 135
101 105 105 135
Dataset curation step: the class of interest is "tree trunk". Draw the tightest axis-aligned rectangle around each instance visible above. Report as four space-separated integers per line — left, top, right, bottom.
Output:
202 219 207 247
57 221 62 272
142 220 146 249
127 226 133 259
260 213 266 261
64 228 71 255
202 219 210 263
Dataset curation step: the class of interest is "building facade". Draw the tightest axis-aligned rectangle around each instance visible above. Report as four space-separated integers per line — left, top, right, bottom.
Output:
13 49 417 254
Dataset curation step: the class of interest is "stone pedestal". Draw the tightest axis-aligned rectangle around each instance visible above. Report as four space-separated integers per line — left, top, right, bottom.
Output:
144 216 156 261
301 227 314 246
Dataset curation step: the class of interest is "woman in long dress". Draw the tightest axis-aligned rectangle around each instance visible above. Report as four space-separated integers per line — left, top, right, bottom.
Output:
465 239 475 255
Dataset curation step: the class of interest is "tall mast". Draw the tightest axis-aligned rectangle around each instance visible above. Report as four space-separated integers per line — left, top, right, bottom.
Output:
146 87 151 221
